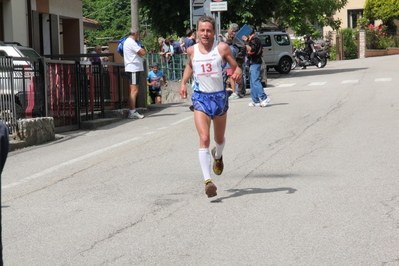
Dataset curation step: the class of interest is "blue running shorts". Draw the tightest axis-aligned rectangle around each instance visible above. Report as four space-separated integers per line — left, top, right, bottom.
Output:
191 90 229 119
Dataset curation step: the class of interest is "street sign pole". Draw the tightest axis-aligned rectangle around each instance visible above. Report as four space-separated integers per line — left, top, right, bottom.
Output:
209 1 227 41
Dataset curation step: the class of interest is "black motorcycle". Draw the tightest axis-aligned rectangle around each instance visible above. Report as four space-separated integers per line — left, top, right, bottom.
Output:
291 47 330 70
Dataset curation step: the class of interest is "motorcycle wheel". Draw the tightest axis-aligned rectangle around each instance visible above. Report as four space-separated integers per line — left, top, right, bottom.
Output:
291 59 297 70
318 57 327 68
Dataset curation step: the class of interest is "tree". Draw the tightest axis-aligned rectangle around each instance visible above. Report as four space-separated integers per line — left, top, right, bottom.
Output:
364 0 399 33
364 0 399 21
83 0 349 47
138 0 190 36
273 0 348 36
83 0 132 47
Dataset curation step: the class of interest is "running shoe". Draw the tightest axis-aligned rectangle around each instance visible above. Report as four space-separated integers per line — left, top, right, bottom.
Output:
211 147 224 175
128 112 144 119
248 102 261 107
229 93 240 100
260 97 270 107
205 179 217 198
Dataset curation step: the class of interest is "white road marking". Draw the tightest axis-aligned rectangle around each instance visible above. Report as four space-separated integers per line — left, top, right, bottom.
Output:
170 116 192 125
4 114 196 190
1 137 142 189
341 80 359 84
3 137 143 189
309 82 327 86
375 78 392 82
277 83 296 87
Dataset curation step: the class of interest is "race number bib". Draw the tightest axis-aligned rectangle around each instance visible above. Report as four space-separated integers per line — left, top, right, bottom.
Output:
193 59 218 76
153 78 161 88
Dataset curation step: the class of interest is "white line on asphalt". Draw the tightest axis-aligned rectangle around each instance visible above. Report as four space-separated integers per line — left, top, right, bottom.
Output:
2 137 143 190
341 80 359 84
309 82 327 86
375 78 392 82
277 83 296 87
170 116 192 125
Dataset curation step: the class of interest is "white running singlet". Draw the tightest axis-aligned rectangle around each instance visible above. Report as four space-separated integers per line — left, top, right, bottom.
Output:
191 41 226 93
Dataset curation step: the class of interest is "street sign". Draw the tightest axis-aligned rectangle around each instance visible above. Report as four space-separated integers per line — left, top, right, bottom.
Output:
210 1 227 12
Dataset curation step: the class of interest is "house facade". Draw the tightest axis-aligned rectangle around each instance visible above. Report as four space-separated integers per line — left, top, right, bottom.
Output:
323 0 398 36
0 0 84 55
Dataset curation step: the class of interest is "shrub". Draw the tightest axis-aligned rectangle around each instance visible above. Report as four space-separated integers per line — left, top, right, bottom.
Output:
366 24 389 49
340 28 358 59
329 44 337 61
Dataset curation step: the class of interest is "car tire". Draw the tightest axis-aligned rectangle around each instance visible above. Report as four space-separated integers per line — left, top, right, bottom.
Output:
276 57 292 74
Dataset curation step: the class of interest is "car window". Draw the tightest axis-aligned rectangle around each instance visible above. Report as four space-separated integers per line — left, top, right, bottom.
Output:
19 49 41 58
274 35 290 46
259 35 271 47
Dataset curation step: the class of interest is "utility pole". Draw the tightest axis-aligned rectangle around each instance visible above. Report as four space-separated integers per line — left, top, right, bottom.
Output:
130 0 139 29
130 0 147 110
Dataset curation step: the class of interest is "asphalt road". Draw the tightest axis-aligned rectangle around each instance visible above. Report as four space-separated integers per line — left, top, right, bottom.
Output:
2 54 399 265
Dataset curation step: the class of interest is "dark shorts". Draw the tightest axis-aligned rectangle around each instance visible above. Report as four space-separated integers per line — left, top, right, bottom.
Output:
191 90 229 119
149 88 162 103
126 72 140 85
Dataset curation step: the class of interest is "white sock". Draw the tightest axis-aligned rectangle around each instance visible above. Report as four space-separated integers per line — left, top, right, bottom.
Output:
130 110 136 115
199 148 211 182
215 137 226 159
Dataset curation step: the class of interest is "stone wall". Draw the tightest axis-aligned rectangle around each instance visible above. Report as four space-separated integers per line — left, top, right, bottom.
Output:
162 81 192 104
17 117 55 146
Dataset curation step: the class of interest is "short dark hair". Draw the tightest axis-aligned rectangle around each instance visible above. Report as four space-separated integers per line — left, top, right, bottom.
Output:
186 29 194 37
197 16 215 30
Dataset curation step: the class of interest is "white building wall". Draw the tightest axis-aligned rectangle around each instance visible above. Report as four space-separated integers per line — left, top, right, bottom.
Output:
49 0 82 18
48 0 84 53
323 0 383 36
2 0 29 46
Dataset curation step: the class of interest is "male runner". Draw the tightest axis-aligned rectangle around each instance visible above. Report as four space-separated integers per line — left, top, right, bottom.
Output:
179 16 242 198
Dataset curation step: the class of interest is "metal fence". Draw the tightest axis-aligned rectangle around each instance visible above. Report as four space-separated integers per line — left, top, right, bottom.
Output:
145 53 189 82
0 56 129 134
0 53 189 135
0 56 44 133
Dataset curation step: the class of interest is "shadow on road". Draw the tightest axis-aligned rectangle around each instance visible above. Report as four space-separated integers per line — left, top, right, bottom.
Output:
211 187 297 203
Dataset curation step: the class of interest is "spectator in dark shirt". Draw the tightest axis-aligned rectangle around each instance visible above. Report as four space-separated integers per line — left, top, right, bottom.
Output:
242 26 270 107
170 38 183 55
181 29 196 53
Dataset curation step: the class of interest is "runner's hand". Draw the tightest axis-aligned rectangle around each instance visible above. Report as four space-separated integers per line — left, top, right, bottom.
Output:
179 84 188 99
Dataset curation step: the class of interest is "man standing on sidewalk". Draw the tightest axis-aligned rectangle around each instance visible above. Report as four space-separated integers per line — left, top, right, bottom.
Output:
123 28 146 119
242 26 270 107
179 16 242 198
